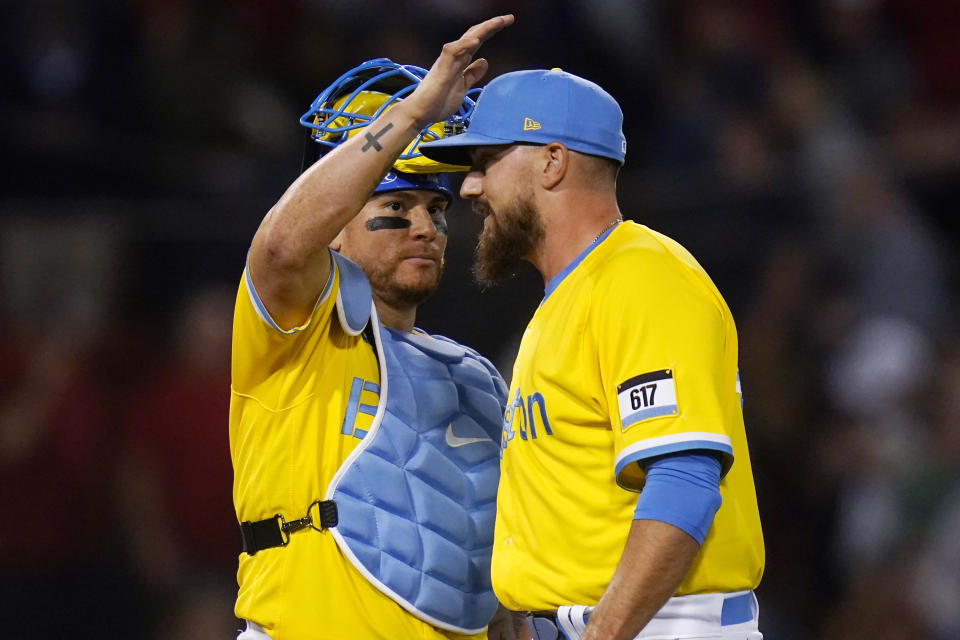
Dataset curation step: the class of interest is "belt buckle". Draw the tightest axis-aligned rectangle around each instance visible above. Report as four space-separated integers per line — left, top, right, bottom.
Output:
277 512 312 543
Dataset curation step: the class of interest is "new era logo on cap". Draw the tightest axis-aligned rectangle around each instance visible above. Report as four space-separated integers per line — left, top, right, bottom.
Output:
523 117 541 131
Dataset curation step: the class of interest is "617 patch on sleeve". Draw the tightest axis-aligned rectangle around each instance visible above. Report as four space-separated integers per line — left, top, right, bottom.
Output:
617 369 678 430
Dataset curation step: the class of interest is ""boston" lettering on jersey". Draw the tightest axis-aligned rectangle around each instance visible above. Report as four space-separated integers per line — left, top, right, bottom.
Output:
501 387 553 453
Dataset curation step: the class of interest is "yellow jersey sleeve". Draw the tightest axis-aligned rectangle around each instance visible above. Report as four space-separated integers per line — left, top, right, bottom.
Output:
591 244 736 492
232 251 338 406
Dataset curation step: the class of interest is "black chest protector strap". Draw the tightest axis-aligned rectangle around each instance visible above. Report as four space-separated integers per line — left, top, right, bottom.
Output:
240 500 338 555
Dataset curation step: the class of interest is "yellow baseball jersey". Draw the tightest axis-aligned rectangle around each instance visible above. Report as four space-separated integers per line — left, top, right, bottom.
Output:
230 253 485 640
491 222 764 611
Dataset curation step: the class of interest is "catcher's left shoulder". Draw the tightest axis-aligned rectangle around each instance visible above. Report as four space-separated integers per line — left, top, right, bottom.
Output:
424 333 508 401
435 329 505 367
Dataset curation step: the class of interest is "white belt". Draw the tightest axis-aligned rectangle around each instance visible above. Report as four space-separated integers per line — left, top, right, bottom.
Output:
527 590 761 640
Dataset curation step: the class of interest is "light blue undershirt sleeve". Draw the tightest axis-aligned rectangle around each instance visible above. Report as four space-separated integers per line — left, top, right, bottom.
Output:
633 452 722 545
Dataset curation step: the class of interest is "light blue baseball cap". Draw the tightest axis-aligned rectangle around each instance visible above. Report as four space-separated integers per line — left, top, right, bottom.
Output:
420 68 626 166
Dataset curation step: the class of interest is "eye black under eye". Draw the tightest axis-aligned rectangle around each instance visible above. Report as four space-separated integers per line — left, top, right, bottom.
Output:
366 217 411 231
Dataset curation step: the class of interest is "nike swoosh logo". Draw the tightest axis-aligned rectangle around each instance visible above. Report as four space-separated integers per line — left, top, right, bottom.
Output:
445 423 489 448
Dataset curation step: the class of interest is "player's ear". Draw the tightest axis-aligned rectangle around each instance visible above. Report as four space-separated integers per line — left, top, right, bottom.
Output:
330 229 344 252
540 142 569 190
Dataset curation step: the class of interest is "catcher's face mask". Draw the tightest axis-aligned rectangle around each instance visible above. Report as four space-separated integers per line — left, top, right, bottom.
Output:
300 58 477 174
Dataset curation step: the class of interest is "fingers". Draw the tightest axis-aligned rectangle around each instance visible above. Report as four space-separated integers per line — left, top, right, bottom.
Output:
406 15 512 125
444 14 514 61
463 14 515 46
462 58 489 89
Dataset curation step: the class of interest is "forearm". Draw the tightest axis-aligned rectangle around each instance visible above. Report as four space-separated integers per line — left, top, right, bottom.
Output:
581 519 700 640
249 102 424 319
260 101 424 255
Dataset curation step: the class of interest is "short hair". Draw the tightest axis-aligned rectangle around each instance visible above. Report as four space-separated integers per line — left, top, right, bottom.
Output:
578 151 621 186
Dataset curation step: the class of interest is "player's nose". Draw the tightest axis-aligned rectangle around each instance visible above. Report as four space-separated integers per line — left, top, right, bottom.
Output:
408 207 438 240
460 171 482 199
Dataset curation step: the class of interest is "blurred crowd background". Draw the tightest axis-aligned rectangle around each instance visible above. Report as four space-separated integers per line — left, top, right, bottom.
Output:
1 0 958 638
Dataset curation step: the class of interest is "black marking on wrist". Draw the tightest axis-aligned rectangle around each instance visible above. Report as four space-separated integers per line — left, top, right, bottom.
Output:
361 123 394 152
366 216 411 231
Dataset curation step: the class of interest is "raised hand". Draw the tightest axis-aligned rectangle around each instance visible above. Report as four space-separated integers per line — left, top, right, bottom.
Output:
404 14 514 129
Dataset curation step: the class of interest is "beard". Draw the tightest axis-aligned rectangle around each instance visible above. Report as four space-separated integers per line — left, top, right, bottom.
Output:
366 258 443 310
472 193 545 288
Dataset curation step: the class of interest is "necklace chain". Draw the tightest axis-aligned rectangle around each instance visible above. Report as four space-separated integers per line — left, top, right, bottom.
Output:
594 218 622 243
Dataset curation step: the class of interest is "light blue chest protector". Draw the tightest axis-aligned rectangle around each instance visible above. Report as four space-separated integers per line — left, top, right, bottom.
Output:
325 253 508 634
